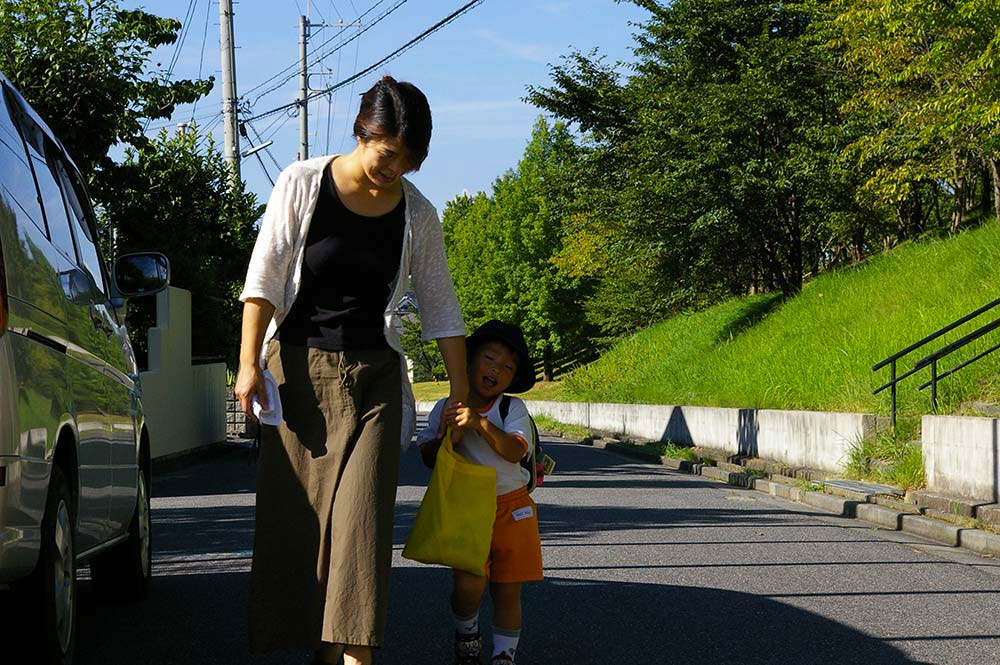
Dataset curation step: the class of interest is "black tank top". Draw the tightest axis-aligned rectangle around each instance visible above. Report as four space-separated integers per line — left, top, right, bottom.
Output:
276 167 406 350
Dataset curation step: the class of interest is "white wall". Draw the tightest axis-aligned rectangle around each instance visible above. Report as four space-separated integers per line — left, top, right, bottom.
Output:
140 287 227 459
923 415 1000 502
417 399 877 474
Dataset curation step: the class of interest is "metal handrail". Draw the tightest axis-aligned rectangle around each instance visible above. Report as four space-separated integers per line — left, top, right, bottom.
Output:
872 296 1000 371
872 296 1000 426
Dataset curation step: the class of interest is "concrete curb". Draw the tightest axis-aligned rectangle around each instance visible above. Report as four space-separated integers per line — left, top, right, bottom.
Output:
960 529 1000 557
900 515 962 547
856 503 904 530
801 490 858 518
589 440 1000 557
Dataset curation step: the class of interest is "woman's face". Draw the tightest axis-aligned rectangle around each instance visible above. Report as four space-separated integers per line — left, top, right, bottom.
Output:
359 136 414 189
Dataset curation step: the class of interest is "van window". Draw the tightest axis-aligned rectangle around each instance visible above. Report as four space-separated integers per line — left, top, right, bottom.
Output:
0 90 46 234
5 92 79 264
55 160 107 298
30 142 77 263
15 117 77 264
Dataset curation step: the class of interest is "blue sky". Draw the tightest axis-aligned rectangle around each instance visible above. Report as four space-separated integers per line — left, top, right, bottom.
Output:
126 0 650 213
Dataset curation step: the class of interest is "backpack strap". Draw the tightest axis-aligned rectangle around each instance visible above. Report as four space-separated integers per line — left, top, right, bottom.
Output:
499 394 511 422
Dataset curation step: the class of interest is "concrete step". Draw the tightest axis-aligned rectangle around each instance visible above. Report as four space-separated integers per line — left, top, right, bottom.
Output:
908 490 988 519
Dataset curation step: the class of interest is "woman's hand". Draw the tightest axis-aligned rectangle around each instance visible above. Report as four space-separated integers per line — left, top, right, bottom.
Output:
436 336 468 442
237 298 276 422
442 393 468 442
235 363 267 422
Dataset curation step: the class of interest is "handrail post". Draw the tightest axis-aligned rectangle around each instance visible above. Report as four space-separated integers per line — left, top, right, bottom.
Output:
890 359 897 428
930 358 938 413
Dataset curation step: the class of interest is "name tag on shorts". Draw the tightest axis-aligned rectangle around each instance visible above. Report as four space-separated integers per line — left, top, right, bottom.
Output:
512 506 534 522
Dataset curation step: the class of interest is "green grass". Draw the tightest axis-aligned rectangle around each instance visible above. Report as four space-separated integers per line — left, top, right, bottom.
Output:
796 480 827 492
845 420 926 489
663 442 700 461
562 222 1000 417
532 414 592 439
411 380 565 403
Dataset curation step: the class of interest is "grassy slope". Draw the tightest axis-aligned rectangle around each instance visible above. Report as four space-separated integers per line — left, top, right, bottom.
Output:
561 223 1000 417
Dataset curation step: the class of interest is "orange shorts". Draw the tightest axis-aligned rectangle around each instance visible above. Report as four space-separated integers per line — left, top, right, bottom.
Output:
484 486 544 583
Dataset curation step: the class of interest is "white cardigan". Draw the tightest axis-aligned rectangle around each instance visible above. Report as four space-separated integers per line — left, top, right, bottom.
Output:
239 155 466 448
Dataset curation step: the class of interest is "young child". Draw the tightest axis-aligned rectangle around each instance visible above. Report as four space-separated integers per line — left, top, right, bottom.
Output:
416 319 543 665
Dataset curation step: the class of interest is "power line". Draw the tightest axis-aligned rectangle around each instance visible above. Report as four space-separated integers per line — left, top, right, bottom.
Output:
337 38 361 153
241 0 391 98
262 109 297 144
311 0 328 23
145 110 222 133
166 0 200 79
191 0 215 120
243 0 402 104
246 0 485 123
142 0 199 132
246 120 285 171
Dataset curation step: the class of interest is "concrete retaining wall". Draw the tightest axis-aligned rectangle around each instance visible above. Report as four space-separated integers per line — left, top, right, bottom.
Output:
923 415 1000 503
141 287 227 459
417 399 877 474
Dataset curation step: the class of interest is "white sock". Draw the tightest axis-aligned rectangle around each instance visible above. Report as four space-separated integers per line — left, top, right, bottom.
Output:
453 610 479 636
492 627 520 660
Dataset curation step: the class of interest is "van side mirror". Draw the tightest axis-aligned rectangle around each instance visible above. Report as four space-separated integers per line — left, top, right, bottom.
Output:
114 253 170 298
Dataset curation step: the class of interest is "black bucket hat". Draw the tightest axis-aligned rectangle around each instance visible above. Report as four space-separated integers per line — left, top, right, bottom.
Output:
467 319 536 394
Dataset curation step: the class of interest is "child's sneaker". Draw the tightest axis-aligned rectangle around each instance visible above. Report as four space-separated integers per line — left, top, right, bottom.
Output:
454 631 483 665
491 655 515 665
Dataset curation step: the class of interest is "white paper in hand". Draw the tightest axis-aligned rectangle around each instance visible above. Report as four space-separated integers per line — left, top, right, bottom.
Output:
251 369 283 426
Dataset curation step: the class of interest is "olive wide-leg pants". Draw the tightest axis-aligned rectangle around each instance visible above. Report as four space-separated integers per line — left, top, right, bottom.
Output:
249 340 402 654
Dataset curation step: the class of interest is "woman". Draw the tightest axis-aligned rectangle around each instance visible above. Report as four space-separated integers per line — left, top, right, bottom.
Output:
235 76 467 665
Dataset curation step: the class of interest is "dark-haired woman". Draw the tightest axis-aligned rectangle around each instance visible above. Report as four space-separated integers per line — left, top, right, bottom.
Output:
235 76 467 665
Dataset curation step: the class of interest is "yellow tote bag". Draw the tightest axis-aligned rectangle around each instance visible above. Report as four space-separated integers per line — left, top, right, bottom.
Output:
402 430 497 575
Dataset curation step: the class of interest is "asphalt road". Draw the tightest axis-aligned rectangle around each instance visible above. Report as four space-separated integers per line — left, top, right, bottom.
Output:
76 424 1000 664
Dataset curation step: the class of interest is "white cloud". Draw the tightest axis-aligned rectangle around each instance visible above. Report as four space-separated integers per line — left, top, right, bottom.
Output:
473 29 551 64
541 2 573 16
433 99 531 116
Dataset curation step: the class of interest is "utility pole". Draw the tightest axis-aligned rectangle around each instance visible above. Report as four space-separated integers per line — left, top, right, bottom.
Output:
219 0 240 183
299 15 309 161
298 14 362 161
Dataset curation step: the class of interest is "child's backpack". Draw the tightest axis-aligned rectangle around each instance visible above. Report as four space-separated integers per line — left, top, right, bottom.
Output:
499 395 553 492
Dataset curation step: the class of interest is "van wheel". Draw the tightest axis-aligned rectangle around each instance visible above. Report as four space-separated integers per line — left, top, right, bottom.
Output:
90 470 151 600
33 465 77 665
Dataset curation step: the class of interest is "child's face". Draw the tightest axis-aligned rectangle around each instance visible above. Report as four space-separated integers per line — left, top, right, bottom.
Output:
468 341 520 401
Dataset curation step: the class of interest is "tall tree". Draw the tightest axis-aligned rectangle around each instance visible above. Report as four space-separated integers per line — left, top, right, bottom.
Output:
833 0 1000 232
528 0 861 335
93 127 262 368
444 118 594 379
0 0 212 193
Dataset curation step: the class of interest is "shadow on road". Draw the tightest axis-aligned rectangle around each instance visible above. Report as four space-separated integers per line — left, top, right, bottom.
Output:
76 566 922 665
72 440 930 664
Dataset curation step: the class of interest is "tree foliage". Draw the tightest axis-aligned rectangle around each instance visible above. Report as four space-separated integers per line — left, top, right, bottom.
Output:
443 118 594 378
833 0 1000 232
481 0 1000 341
93 127 261 368
0 0 212 178
0 0 264 366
